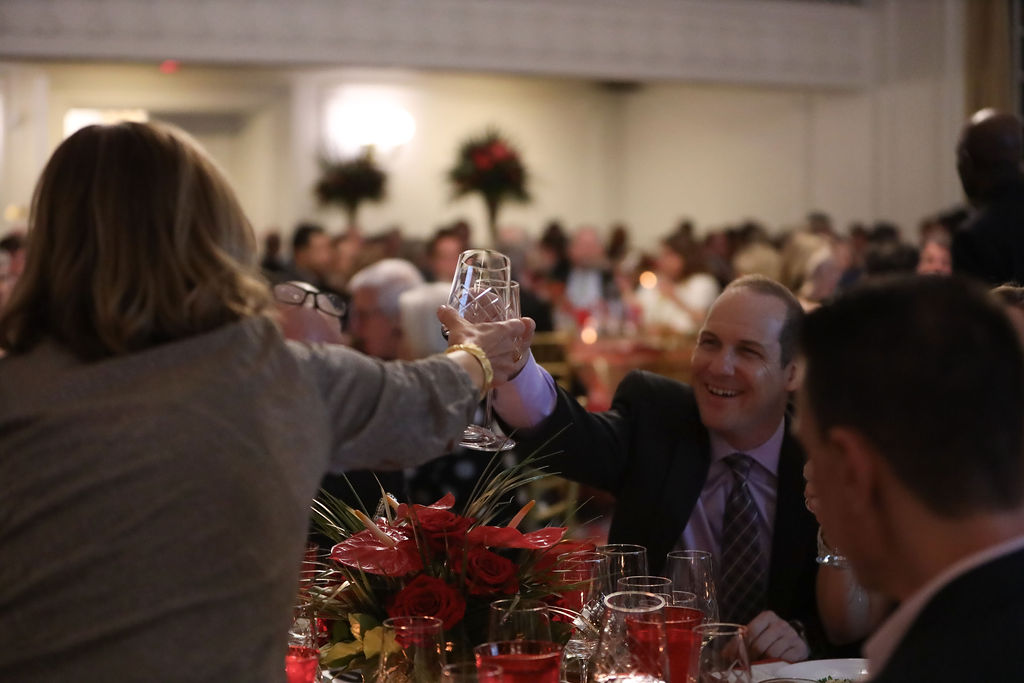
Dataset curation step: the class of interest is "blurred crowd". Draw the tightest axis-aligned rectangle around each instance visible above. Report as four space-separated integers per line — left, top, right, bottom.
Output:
239 202 965 362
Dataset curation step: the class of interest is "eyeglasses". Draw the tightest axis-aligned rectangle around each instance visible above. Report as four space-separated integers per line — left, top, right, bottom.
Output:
273 281 346 318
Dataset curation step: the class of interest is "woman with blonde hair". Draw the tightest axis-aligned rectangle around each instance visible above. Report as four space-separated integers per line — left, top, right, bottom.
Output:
0 122 531 681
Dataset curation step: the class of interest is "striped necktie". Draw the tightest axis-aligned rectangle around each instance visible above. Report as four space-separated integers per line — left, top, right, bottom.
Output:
718 452 767 624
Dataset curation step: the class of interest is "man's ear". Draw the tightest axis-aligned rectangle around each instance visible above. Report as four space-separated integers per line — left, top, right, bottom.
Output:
783 360 800 392
825 426 880 515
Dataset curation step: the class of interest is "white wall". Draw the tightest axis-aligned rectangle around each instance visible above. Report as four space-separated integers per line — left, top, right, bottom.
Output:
297 70 619 237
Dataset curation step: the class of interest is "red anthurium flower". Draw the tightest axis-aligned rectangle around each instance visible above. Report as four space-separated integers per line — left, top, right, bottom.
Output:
466 525 566 550
330 528 422 577
395 493 455 517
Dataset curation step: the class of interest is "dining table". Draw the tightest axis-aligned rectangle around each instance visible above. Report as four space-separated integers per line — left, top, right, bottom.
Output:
566 334 696 412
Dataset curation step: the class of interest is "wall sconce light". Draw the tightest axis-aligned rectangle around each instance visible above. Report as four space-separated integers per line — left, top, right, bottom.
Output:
324 96 415 158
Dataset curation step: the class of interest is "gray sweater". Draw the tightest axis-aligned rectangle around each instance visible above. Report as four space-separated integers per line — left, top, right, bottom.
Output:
0 316 477 682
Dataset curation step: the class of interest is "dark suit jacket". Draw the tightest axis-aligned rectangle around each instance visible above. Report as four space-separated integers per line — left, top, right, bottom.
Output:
514 370 823 648
870 546 1024 683
952 181 1024 287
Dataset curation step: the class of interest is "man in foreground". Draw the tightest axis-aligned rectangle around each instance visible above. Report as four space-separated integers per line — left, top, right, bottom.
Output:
797 276 1024 681
496 275 819 662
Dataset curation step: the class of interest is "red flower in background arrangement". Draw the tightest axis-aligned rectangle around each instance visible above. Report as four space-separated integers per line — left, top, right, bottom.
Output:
388 575 466 629
314 149 387 226
447 128 530 244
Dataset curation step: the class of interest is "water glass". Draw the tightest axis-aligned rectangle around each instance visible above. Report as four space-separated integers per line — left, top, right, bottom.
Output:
665 550 719 622
591 591 668 683
285 603 319 683
442 662 504 682
663 605 704 683
694 623 752 683
474 640 562 683
377 615 446 683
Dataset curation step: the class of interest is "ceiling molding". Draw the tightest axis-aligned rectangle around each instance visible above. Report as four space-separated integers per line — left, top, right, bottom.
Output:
0 0 872 88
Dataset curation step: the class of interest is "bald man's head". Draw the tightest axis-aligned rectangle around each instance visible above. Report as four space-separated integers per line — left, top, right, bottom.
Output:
957 109 1024 204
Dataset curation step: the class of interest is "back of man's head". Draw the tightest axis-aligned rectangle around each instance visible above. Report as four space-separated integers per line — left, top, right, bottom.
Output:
801 276 1024 517
957 109 1024 203
291 223 325 254
348 258 424 318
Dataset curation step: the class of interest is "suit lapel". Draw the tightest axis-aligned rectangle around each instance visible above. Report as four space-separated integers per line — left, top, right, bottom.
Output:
650 425 712 571
766 425 814 611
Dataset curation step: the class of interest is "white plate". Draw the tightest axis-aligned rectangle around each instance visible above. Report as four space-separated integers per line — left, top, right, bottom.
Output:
775 658 869 682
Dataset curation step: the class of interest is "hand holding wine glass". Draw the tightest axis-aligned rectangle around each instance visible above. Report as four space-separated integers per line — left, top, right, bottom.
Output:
438 305 533 388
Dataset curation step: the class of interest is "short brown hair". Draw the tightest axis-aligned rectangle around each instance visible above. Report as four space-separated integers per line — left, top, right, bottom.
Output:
723 274 804 366
0 121 272 360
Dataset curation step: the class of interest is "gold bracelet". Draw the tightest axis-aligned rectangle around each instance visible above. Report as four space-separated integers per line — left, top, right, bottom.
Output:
445 343 493 395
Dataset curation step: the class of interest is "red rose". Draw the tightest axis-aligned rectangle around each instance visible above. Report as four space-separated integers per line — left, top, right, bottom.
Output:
463 546 519 596
397 497 474 552
418 509 474 548
388 575 466 630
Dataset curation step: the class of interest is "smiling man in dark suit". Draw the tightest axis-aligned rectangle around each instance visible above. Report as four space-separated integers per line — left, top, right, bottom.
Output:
494 274 819 662
796 276 1024 682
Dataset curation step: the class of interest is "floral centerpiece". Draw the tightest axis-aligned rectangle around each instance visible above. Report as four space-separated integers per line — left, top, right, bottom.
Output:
314 149 387 228
304 456 593 676
447 128 530 246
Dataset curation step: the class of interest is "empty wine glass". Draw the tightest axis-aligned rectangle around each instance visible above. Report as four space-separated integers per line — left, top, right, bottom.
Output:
590 591 668 683
597 544 649 589
447 250 514 451
665 550 719 623
474 641 563 683
694 623 751 683
488 598 553 641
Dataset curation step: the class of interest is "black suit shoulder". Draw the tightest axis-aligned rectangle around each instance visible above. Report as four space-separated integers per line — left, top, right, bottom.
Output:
871 547 1024 683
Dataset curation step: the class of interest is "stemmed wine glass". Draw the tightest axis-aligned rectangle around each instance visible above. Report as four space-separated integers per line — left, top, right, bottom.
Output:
446 249 515 451
488 598 553 641
597 544 649 590
694 623 752 683
665 550 719 623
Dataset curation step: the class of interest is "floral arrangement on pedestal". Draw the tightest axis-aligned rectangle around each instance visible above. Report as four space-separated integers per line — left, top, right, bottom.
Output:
314 149 387 228
304 457 592 676
447 128 531 246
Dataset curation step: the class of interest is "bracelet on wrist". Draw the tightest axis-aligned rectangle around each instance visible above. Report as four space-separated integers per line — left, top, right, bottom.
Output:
445 343 493 396
818 526 840 556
